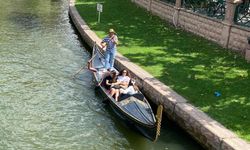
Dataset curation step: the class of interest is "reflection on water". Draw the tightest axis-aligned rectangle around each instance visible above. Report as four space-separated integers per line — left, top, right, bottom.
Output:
0 0 203 149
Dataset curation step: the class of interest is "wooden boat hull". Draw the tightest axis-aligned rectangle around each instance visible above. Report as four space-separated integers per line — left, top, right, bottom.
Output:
89 44 159 141
96 85 157 141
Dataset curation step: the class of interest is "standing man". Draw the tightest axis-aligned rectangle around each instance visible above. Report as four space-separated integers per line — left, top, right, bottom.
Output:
101 28 118 70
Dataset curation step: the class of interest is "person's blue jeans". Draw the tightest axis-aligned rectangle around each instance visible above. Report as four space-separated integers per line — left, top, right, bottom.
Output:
104 50 116 69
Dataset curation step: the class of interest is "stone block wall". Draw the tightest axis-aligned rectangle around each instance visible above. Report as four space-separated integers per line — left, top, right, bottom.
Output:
228 26 250 54
150 0 174 22
134 0 149 9
178 10 223 43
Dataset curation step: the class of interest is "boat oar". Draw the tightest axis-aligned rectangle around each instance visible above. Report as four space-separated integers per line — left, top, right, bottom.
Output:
72 53 98 79
154 104 163 142
72 65 87 79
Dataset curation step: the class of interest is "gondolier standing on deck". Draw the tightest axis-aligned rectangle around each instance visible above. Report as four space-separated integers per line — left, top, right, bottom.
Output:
101 28 118 70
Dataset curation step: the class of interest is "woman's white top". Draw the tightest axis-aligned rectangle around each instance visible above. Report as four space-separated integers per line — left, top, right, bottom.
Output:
117 76 130 83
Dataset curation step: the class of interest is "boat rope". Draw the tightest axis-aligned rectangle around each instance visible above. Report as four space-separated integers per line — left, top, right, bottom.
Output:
154 104 163 142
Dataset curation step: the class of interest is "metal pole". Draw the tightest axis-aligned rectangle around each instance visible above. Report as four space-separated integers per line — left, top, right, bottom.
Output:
98 11 101 23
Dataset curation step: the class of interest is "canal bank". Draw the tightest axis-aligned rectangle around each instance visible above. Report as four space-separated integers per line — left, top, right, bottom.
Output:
68 0 250 149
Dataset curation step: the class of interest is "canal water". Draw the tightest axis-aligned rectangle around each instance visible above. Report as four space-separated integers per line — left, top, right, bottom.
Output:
0 0 203 149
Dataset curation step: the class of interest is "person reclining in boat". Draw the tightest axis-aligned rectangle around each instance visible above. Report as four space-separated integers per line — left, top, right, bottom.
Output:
110 69 130 101
120 79 139 95
119 79 145 101
99 70 117 90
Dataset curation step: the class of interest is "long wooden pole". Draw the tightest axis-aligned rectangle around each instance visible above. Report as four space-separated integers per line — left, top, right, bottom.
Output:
72 52 98 79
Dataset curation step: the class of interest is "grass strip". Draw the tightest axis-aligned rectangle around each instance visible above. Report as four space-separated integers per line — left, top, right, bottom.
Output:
76 0 250 141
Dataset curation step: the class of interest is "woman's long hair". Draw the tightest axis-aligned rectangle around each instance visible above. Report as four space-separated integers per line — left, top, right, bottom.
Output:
118 69 130 78
111 71 117 83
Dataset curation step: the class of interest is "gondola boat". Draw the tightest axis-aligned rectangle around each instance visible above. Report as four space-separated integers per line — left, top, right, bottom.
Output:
87 43 163 141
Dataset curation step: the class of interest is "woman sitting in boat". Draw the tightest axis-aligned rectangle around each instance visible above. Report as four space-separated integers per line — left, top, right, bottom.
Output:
110 69 131 101
99 70 117 90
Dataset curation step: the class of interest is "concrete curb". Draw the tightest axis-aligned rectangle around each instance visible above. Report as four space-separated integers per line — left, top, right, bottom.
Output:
69 0 250 149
